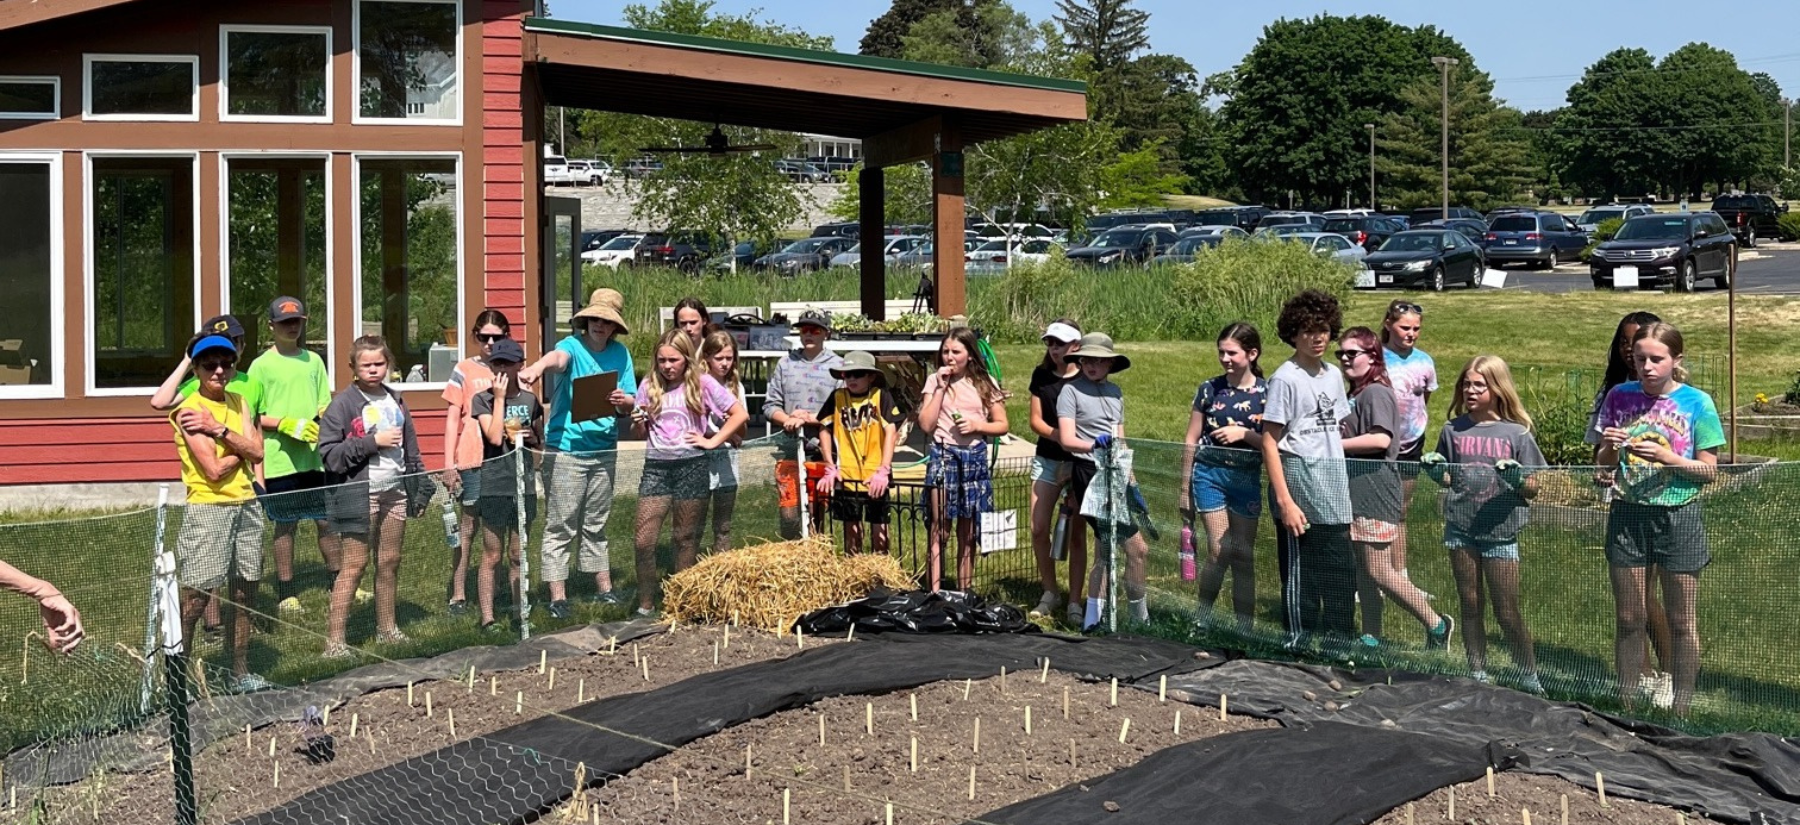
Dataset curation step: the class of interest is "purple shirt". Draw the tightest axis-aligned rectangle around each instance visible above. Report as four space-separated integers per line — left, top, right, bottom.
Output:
636 374 738 461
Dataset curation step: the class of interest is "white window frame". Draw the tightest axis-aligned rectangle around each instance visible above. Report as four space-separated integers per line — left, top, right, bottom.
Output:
0 76 60 121
219 152 337 385
82 54 200 122
351 0 462 127
83 151 203 397
219 25 333 124
351 152 463 390
0 152 65 400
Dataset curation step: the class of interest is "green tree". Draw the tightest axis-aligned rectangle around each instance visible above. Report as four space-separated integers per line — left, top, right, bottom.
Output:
899 1 1035 69
1374 67 1531 210
860 0 958 58
1096 142 1188 210
1052 0 1148 76
825 163 935 226
1555 48 1661 200
1219 14 1469 207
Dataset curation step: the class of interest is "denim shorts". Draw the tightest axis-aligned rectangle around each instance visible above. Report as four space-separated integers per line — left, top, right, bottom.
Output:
1190 462 1262 518
639 456 711 502
1031 455 1072 486
456 468 483 506
1444 524 1520 561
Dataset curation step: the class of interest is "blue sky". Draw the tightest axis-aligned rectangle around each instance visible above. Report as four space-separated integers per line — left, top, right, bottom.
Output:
552 0 1800 112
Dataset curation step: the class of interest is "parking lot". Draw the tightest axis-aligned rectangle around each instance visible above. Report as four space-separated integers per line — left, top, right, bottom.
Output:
1491 242 1800 295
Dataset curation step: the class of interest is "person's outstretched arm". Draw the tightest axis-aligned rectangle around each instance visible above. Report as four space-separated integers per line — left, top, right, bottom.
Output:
0 560 83 652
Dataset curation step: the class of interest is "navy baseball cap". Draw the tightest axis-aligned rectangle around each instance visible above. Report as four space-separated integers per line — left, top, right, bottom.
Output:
488 338 525 364
189 335 238 359
269 296 307 322
201 315 245 339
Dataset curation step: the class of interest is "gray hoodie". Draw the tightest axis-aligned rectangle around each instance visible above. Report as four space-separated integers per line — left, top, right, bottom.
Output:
318 382 425 483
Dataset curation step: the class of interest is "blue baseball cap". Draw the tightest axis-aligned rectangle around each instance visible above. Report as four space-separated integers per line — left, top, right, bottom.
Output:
487 338 525 364
189 335 238 359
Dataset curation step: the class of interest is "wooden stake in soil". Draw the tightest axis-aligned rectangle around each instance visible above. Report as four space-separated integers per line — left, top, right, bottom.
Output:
723 622 730 649
468 664 477 692
578 678 585 703
1487 766 1495 797
1000 666 1007 693
674 778 680 811
1220 693 1229 720
1560 794 1569 825
783 788 791 825
910 735 917 772
1522 808 1532 825
1118 718 1131 743
843 765 850 792
1040 657 1050 683
448 708 456 739
1173 710 1181 735
245 724 252 753
1405 802 1414 825
745 743 753 779
819 712 826 746
641 655 650 682
1064 686 1070 719
350 713 358 739
910 692 918 721
548 667 556 691
516 691 523 714
796 627 804 649
1159 675 1167 701
866 702 873 735
407 681 415 706
847 623 855 642
968 765 976 800
1025 705 1032 735
1111 677 1119 706
973 717 981 754
713 641 719 665
539 649 547 674
963 678 972 700
1448 786 1455 820
323 706 331 727
1596 772 1608 807
490 675 497 696
885 801 893 825
272 761 280 789
268 735 276 757
1069 739 1076 768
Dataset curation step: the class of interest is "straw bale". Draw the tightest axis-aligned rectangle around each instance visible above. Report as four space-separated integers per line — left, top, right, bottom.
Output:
661 537 916 632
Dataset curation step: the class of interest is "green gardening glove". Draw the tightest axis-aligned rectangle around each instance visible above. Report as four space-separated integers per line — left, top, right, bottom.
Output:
1419 451 1450 485
1495 459 1527 490
278 417 319 443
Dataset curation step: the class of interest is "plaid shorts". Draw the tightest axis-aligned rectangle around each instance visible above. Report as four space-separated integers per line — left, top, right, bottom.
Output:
925 441 994 520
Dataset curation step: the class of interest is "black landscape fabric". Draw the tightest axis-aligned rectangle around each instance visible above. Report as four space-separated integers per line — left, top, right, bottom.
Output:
965 722 1492 825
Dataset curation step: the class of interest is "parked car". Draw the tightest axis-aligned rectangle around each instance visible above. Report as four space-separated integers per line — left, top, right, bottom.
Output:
1378 212 1413 229
705 238 793 274
1191 205 1270 232
582 234 642 268
753 236 857 275
1483 211 1589 269
622 158 663 178
633 231 717 272
544 155 572 185
1406 206 1483 225
775 160 830 183
578 229 629 255
811 221 861 239
1589 212 1736 292
1066 225 1181 267
829 235 928 268
1279 232 1369 266
969 222 1053 239
1361 229 1485 291
1084 211 1171 234
1178 225 1249 240
1418 218 1491 248
1575 204 1655 234
1253 212 1325 233
1320 215 1401 251
1151 235 1227 265
1482 205 1537 222
966 238 1063 274
1711 194 1788 248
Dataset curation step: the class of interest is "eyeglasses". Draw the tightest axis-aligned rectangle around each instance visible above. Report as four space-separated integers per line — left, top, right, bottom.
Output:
1335 349 1370 361
476 333 506 343
1389 302 1424 316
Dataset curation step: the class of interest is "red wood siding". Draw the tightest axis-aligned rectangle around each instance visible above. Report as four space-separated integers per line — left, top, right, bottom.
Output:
481 1 528 350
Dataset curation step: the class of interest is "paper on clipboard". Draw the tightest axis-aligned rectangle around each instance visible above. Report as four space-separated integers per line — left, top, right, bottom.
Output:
571 371 619 422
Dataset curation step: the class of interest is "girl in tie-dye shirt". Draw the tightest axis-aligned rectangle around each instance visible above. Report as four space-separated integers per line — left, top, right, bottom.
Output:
1380 301 1437 590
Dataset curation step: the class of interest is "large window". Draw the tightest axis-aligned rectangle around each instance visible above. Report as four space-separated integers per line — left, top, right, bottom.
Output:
0 156 61 396
0 77 58 120
90 156 196 391
84 55 198 121
221 27 330 121
227 158 329 369
355 0 459 123
358 157 459 384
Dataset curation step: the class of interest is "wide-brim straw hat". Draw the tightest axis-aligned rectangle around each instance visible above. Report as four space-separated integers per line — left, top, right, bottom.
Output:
1075 332 1130 373
829 350 882 379
572 288 629 334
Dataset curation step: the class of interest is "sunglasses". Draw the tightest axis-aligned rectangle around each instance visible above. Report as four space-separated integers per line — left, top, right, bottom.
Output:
195 360 234 373
1335 349 1370 361
1389 302 1424 316
476 333 506 343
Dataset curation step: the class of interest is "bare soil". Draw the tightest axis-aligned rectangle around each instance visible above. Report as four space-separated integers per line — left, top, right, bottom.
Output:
21 626 1715 825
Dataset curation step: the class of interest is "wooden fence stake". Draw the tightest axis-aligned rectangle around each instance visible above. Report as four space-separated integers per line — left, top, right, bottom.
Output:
973 717 981 754
245 723 252 753
548 667 556 691
448 708 456 739
1000 666 1007 693
885 801 893 825
910 692 918 721
1064 686 1070 719
407 681 415 706
1487 766 1495 797
866 702 873 735
745 743 753 779
425 692 434 717
818 712 826 746
1173 710 1181 735
1111 677 1118 706
1448 787 1455 821
783 788 791 825
1220 693 1228 721
641 655 650 682
1024 705 1032 735
350 713 358 739
723 623 730 649
1596 772 1608 807
539 649 547 674
515 691 523 714
968 765 976 800
1560 794 1568 825
910 735 917 772
578 678 586 703
268 735 276 757
1040 657 1050 683
1118 718 1131 743
272 761 280 789
490 675 497 696
1159 675 1167 701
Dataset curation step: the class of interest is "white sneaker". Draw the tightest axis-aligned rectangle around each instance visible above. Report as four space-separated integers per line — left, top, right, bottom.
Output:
1649 671 1675 710
277 596 305 616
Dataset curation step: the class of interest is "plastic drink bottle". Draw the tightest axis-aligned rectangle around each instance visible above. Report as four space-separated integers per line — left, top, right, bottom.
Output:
1179 523 1197 581
1051 511 1068 561
441 498 460 550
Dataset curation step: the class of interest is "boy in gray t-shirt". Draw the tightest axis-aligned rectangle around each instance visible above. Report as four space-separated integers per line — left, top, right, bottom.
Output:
1259 290 1356 645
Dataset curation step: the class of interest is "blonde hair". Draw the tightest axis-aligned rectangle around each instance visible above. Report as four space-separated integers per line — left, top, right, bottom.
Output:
700 329 741 390
1448 355 1532 431
643 328 705 419
349 335 393 369
1633 321 1690 384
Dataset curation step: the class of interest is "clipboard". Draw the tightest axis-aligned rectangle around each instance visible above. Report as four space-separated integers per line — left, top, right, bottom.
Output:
570 371 619 422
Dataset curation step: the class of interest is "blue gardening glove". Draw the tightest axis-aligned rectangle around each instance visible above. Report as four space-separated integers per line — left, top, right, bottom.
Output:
1093 434 1114 451
278 417 319 443
1420 451 1450 484
1495 459 1527 490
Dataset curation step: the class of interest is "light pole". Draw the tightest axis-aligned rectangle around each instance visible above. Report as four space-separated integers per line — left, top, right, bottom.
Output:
1783 97 1792 170
1365 122 1376 210
1431 56 1458 220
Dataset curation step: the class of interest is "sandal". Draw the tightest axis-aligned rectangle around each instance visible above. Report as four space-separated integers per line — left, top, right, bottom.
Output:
376 628 410 644
322 641 353 660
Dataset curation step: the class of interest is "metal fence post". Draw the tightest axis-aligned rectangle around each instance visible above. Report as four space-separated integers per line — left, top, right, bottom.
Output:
139 484 169 716
795 437 811 540
151 497 196 825
515 434 531 641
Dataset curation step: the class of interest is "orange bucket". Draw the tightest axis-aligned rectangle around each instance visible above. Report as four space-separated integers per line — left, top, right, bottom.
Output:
776 460 829 508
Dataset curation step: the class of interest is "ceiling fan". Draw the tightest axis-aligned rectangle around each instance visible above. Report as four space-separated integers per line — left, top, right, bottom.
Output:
638 125 775 156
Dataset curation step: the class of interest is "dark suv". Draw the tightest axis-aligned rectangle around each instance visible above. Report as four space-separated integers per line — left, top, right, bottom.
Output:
633 232 718 272
1407 206 1483 224
1321 216 1401 251
1483 211 1589 268
1588 213 1736 292
1711 194 1787 248
1065 225 1181 267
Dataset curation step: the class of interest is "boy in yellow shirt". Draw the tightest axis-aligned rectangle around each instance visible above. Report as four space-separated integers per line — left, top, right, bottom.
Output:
816 352 904 554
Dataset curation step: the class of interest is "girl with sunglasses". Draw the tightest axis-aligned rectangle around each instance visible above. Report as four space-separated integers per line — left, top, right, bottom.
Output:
1380 300 1436 591
440 309 513 615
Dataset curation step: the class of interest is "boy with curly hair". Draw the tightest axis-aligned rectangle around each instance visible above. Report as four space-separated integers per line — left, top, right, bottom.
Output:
1259 289 1356 648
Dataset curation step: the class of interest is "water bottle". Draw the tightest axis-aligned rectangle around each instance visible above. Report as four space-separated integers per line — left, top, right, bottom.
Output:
440 497 460 550
1050 512 1067 561
1179 523 1197 581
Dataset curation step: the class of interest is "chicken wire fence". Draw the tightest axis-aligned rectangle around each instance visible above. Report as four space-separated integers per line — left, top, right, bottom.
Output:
0 426 1792 823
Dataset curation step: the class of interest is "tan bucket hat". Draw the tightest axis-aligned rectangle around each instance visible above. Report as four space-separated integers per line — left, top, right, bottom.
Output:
1075 332 1130 372
572 288 629 334
829 350 882 379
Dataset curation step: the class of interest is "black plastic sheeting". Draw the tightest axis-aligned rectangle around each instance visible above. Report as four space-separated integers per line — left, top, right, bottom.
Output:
1164 660 1800 824
965 723 1499 825
233 634 1800 825
794 589 1038 635
2 619 663 789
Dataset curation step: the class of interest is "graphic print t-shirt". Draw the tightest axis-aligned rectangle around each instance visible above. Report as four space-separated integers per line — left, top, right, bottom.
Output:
1192 374 1267 469
1594 382 1725 507
1435 416 1546 541
355 389 406 490
469 389 544 496
635 375 738 461
1384 346 1439 452
1263 359 1351 525
818 386 905 489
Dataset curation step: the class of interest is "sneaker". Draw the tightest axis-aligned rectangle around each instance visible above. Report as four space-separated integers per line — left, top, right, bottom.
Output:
1470 669 1491 684
1518 672 1546 696
1648 671 1675 710
376 628 410 645
479 619 507 635
582 591 620 606
277 596 306 616
635 606 661 619
1357 634 1382 650
353 589 374 605
1128 598 1149 622
446 600 470 617
1066 603 1084 626
1029 591 1061 619
233 673 276 694
1425 615 1453 650
321 641 353 660
545 600 572 620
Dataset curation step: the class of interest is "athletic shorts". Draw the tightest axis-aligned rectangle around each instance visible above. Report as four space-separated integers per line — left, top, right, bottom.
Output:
1397 441 1424 480
639 456 711 502
1350 516 1399 545
1031 455 1072 486
261 470 327 524
1191 462 1263 518
830 488 892 525
1444 524 1520 562
176 501 266 590
1605 499 1709 573
477 495 538 530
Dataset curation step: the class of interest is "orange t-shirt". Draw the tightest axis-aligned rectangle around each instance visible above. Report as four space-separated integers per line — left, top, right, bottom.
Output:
442 357 495 470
